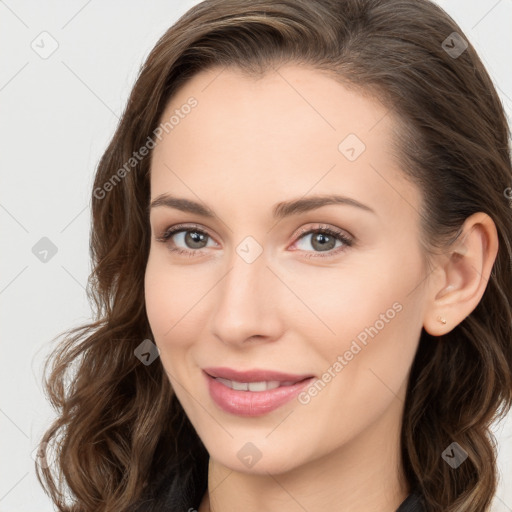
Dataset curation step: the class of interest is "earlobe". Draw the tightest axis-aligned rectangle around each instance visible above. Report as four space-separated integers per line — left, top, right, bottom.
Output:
422 212 499 337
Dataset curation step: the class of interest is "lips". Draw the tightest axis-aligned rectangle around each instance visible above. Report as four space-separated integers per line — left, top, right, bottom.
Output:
203 369 316 416
203 366 314 384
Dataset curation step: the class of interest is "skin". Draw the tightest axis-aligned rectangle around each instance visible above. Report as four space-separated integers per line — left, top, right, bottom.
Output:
144 64 499 512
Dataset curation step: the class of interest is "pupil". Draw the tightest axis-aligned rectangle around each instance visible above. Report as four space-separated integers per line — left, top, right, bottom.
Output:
186 231 206 248
313 233 335 251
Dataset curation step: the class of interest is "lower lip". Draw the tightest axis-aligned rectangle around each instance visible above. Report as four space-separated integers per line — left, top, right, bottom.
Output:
204 371 315 417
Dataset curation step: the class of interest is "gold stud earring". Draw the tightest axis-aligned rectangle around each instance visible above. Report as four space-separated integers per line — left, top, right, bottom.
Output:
437 316 447 325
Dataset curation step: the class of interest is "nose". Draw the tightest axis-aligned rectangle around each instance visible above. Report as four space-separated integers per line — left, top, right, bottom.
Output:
210 245 284 348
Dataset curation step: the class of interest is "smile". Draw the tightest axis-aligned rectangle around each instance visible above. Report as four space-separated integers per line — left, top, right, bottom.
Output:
203 371 315 416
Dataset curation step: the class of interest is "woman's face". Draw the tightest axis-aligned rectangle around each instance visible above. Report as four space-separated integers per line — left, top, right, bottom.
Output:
145 64 429 475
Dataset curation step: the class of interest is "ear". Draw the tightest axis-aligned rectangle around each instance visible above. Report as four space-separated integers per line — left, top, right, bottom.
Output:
422 212 499 336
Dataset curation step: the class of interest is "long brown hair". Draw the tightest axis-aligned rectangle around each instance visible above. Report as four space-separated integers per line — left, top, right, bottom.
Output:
36 1 512 510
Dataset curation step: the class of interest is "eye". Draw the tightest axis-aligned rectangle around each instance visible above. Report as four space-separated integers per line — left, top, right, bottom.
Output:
155 223 217 257
155 222 354 259
290 224 353 258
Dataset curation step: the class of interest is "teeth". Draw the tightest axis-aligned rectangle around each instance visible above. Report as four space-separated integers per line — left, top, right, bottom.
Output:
248 381 279 392
232 380 250 391
214 377 287 391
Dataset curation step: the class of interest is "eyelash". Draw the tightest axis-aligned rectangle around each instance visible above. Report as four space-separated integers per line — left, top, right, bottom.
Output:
155 223 354 259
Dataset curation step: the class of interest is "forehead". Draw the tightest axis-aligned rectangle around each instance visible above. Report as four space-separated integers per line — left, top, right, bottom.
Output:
158 63 391 152
149 64 420 223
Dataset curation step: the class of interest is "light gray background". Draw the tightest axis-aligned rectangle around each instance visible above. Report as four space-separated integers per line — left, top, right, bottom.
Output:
1 1 511 510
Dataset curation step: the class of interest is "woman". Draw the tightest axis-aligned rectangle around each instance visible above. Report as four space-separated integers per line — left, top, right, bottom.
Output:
36 1 512 511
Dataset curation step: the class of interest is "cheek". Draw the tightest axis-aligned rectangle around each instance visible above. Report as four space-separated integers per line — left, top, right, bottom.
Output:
283 267 403 354
144 250 213 353
298 245 425 378
144 252 189 344
144 255 173 339
296 289 422 450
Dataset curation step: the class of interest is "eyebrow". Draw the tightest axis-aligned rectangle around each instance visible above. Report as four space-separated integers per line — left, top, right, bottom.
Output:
149 193 376 219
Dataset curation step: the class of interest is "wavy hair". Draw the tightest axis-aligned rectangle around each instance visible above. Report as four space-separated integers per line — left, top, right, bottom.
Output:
36 0 512 510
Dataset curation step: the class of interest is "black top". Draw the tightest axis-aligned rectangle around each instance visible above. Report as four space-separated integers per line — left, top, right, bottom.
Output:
396 491 426 512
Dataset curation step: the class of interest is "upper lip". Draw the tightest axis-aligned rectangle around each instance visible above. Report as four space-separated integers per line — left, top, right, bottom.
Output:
203 367 314 383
